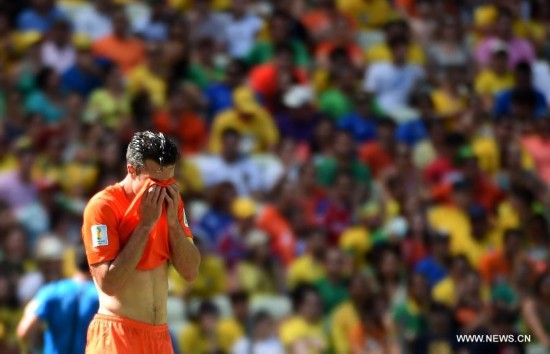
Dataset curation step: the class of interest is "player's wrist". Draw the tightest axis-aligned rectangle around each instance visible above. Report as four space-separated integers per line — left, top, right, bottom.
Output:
137 220 155 232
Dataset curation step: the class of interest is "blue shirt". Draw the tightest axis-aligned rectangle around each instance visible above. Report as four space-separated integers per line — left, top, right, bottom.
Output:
24 91 66 124
61 60 108 97
196 210 234 252
493 88 548 119
415 257 447 288
204 83 234 121
337 113 378 143
396 119 429 146
34 278 99 354
17 8 65 32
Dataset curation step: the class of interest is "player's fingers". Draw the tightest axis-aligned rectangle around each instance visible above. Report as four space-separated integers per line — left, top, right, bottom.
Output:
156 188 167 205
145 186 155 203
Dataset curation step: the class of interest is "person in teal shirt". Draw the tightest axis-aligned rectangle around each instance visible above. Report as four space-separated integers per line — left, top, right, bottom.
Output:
24 67 66 124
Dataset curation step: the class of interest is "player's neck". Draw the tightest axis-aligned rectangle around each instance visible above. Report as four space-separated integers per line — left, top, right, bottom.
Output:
120 175 137 201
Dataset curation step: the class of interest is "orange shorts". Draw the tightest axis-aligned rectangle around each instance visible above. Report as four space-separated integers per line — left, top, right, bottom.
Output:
85 314 174 354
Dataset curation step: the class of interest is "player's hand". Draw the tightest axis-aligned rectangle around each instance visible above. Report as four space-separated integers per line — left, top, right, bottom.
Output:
140 185 166 228
165 183 180 227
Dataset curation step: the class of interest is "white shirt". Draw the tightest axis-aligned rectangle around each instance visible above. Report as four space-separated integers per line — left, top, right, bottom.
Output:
72 5 112 40
225 14 263 58
533 60 550 105
197 155 262 196
41 41 76 74
232 338 285 354
364 61 425 114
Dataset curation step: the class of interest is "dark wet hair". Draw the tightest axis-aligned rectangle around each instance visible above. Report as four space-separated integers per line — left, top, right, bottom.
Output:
126 131 180 169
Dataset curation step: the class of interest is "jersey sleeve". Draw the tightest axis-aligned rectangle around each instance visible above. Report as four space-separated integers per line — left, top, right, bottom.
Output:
177 198 193 239
82 197 121 265
33 285 53 321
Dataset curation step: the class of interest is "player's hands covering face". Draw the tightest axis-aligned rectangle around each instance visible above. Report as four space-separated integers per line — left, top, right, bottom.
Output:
140 185 166 227
165 183 180 227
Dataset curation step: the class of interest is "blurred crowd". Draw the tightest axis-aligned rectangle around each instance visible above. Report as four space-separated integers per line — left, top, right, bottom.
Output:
1 0 550 353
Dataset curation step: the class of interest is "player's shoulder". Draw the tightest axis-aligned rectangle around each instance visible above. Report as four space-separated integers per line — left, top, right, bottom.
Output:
84 184 125 215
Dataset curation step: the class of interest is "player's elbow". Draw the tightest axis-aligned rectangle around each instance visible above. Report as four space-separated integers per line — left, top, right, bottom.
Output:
182 266 199 282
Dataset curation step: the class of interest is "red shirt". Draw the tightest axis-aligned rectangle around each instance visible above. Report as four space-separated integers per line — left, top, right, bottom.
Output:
154 111 207 155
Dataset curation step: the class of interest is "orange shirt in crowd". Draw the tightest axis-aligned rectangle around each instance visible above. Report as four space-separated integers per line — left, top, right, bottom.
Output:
154 111 208 155
358 142 393 178
249 64 308 101
257 205 296 267
301 10 357 44
82 178 192 270
92 35 145 74
522 135 550 184
348 323 393 354
478 250 517 284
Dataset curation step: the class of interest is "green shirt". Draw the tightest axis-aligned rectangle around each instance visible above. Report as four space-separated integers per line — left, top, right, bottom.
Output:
319 88 354 120
392 298 428 340
186 64 226 89
245 40 311 68
315 278 349 315
316 157 371 190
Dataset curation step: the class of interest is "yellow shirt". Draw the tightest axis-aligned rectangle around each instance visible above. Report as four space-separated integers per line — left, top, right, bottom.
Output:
474 70 514 95
280 316 326 354
337 0 394 29
339 226 372 267
176 159 204 196
62 162 99 196
236 261 276 296
179 318 243 354
169 0 230 11
209 107 279 154
428 205 502 267
287 254 325 289
127 64 166 108
84 89 131 129
472 135 534 175
474 5 545 42
366 42 426 65
0 154 17 173
432 277 490 307
431 89 467 118
330 301 360 354
169 254 226 298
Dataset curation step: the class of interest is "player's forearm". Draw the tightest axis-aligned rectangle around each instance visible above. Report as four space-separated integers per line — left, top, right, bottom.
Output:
168 224 200 282
99 223 153 294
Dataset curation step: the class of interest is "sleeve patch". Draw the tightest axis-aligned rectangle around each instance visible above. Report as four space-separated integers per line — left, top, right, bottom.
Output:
92 225 109 247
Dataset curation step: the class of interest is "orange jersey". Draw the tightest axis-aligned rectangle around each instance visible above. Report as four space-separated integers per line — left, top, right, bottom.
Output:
82 178 193 270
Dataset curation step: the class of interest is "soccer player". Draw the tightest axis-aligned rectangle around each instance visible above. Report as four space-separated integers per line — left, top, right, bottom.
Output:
81 131 200 353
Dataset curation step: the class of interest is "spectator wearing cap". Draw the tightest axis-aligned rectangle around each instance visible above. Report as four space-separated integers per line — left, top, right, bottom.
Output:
72 0 114 41
17 234 65 305
153 85 207 154
275 85 320 145
16 0 66 33
60 34 107 97
337 92 379 144
279 285 326 354
24 67 66 124
91 9 145 74
217 197 260 268
39 19 75 75
475 7 535 70
494 61 549 120
474 40 515 110
17 248 99 354
209 87 278 154
364 36 425 117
